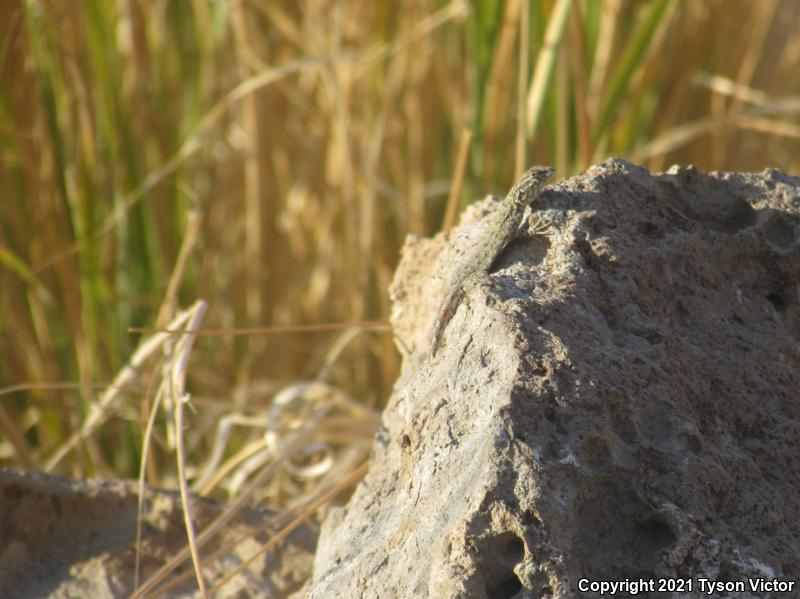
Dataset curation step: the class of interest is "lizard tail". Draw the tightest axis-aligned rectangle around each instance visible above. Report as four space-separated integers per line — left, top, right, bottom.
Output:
429 287 464 356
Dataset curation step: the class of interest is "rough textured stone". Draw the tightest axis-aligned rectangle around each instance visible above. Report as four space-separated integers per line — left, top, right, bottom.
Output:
0 468 317 598
304 159 800 598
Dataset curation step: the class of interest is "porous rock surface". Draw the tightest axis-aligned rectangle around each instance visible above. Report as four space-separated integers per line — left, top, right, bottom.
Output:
304 159 800 597
0 468 317 598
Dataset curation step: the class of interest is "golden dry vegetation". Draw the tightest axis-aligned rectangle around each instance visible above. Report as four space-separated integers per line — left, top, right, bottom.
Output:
1 0 799 506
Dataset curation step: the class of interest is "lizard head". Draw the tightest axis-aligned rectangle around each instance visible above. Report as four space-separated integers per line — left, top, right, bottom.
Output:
509 165 555 207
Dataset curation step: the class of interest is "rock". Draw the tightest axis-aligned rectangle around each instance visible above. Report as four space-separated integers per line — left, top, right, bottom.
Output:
0 468 317 598
303 159 800 598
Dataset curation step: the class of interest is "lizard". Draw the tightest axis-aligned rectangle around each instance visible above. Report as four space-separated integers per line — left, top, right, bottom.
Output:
429 165 555 356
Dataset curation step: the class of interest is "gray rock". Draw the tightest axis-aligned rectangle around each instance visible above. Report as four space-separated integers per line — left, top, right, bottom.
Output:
305 159 800 598
0 468 317 598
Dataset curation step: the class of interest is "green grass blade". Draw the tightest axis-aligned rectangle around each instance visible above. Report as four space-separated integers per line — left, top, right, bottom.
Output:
592 0 677 144
526 0 572 137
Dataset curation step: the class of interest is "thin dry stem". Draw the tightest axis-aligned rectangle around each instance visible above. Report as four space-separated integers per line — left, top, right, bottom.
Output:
442 128 473 233
206 461 369 596
45 303 205 472
131 407 330 599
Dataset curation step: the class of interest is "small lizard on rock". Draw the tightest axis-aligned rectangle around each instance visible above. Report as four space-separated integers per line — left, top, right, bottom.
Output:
430 165 555 356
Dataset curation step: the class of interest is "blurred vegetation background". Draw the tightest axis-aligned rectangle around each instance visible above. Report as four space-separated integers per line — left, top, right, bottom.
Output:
1 0 799 501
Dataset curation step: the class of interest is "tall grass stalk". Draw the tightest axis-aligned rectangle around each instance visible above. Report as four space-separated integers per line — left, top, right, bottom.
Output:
0 0 798 500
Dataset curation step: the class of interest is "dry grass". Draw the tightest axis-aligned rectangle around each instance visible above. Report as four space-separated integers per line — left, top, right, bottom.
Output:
1 0 799 517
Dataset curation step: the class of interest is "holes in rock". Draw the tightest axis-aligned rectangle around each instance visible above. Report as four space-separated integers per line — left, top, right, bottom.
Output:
487 574 523 599
528 570 554 597
712 198 757 233
642 330 665 345
759 212 798 249
574 237 597 271
579 436 612 469
677 432 702 455
636 516 677 552
637 221 663 239
528 357 547 377
766 292 786 312
764 284 800 342
522 510 542 528
655 175 758 233
575 481 677 580
477 531 526 599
